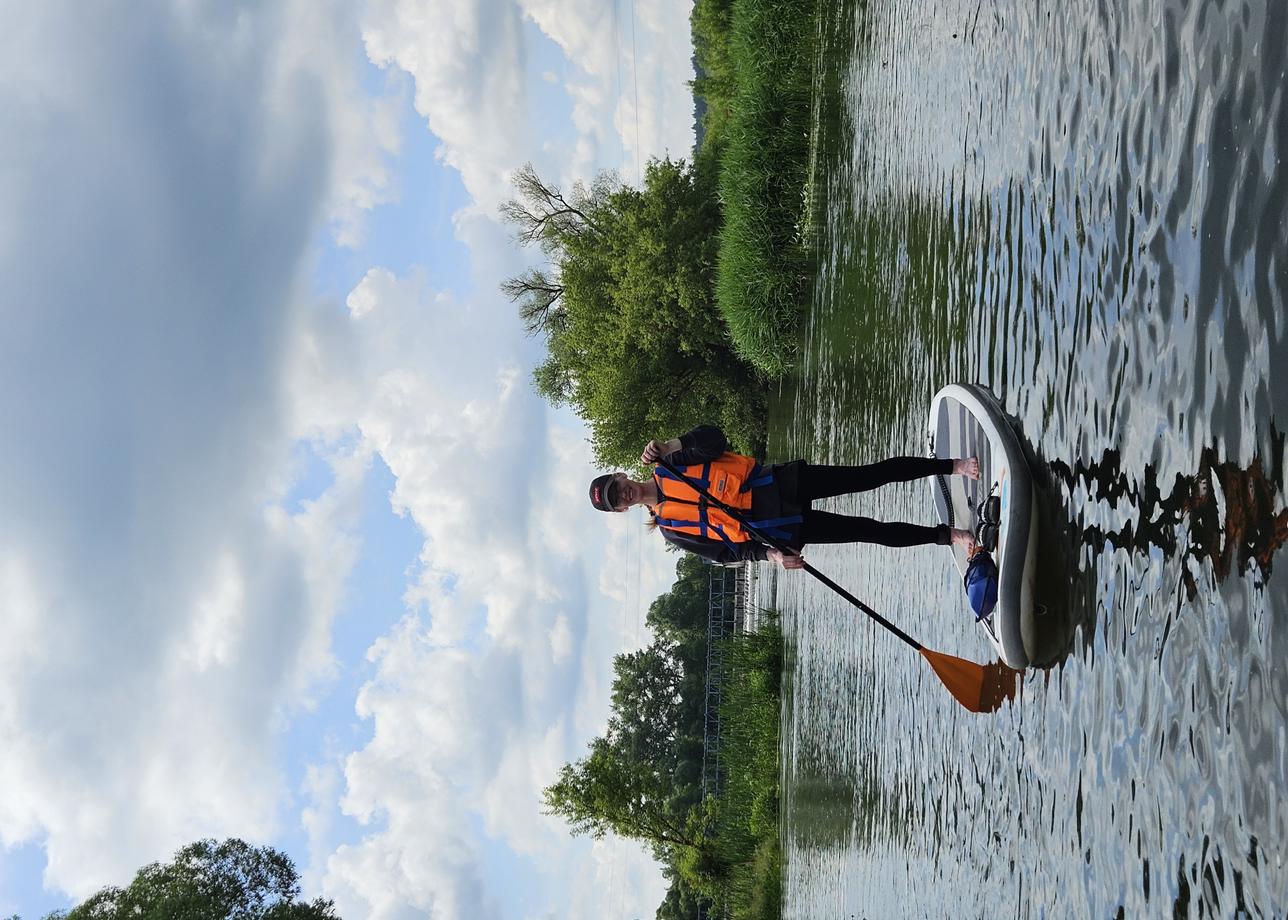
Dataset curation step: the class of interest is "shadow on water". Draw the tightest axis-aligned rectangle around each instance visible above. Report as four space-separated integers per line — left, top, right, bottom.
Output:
1016 426 1288 668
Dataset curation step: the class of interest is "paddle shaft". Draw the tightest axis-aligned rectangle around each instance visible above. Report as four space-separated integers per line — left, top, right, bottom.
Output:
655 457 923 651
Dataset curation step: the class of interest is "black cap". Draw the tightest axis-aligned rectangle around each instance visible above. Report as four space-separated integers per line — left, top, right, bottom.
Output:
589 474 619 512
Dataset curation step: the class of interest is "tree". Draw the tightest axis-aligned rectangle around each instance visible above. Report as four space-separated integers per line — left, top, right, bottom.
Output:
45 839 338 920
501 267 565 337
544 640 703 863
610 641 686 759
498 162 614 253
646 555 712 645
501 159 766 469
543 558 730 872
543 734 715 865
654 870 710 920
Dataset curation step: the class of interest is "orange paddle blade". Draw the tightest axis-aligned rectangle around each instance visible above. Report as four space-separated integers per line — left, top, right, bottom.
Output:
919 648 1022 713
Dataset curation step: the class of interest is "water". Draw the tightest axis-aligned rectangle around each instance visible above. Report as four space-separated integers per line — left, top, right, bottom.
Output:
771 0 1287 915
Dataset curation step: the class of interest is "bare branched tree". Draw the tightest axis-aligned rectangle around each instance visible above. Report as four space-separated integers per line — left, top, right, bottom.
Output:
500 267 566 336
498 163 616 253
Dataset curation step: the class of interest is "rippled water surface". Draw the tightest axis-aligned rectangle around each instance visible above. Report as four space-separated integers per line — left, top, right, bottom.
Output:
769 0 1287 915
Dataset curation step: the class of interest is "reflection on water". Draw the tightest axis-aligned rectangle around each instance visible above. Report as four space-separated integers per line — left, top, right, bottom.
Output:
1053 439 1288 601
1025 433 1288 665
773 0 1288 914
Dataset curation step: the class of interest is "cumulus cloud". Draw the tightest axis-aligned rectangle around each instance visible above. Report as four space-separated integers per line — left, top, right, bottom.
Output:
285 0 701 900
360 0 694 211
0 0 396 897
1 0 696 914
516 0 696 179
361 0 531 212
285 263 677 918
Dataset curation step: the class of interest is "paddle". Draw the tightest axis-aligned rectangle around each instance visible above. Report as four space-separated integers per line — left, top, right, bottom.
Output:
653 456 1019 713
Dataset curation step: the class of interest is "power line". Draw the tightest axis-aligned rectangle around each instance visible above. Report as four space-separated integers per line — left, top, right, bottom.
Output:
628 0 641 185
612 0 623 163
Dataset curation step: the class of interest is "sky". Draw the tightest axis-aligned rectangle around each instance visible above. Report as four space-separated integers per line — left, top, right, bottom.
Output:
0 1 697 917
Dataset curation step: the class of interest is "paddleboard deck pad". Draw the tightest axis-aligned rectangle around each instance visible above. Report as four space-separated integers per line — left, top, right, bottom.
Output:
928 384 1037 669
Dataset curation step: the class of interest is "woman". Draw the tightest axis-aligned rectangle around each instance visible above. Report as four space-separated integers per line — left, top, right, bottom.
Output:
587 425 979 568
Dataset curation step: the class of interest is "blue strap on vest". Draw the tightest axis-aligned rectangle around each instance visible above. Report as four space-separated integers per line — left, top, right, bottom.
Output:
747 515 803 540
655 463 711 489
740 463 775 492
709 523 740 551
734 464 798 536
696 462 712 537
655 516 702 531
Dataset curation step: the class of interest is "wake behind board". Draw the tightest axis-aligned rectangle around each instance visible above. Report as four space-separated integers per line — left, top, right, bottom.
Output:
928 384 1037 669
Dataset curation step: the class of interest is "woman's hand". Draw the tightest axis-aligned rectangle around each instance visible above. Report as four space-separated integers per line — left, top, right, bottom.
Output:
640 438 681 464
767 548 806 570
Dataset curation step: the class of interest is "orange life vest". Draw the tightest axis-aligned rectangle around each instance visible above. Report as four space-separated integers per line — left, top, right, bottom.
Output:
651 454 801 547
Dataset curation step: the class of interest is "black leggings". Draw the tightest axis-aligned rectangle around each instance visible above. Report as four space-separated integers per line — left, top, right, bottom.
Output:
796 458 952 548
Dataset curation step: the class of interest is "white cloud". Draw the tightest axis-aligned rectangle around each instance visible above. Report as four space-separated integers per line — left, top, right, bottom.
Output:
299 761 344 897
0 0 697 915
289 265 676 918
268 0 406 246
361 0 531 212
360 0 695 211
0 0 396 898
516 0 695 180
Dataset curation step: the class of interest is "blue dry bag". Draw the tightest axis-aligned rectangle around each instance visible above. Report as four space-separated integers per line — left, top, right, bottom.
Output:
964 551 999 621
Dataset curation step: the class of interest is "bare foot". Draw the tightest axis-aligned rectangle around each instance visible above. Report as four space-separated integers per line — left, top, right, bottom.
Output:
953 457 981 480
950 527 978 552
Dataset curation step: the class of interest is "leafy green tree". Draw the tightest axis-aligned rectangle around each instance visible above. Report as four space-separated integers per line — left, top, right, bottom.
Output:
501 159 766 469
544 733 713 864
543 552 732 862
654 869 710 920
613 638 706 818
44 839 337 920
544 633 717 862
543 557 772 913
610 641 685 759
644 555 715 763
646 555 712 647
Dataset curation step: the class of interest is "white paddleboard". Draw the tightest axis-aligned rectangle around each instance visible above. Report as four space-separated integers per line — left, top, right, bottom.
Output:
927 384 1037 668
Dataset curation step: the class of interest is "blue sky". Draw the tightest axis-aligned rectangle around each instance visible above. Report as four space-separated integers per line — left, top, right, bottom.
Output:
0 1 695 917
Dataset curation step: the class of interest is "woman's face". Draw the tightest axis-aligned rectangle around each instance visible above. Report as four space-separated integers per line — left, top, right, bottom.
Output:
609 472 642 511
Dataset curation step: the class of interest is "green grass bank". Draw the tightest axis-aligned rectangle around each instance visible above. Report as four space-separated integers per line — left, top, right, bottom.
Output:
694 0 820 377
673 617 783 920
712 619 784 918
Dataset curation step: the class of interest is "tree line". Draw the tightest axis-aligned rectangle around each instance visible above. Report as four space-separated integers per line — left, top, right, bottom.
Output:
542 554 716 917
11 839 335 920
542 556 782 920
